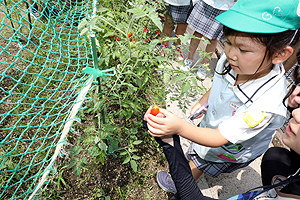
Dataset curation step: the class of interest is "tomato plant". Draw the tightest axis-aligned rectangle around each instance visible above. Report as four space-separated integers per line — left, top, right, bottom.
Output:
75 0 210 179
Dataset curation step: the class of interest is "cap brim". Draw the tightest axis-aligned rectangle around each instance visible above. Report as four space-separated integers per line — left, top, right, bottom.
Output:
216 10 287 33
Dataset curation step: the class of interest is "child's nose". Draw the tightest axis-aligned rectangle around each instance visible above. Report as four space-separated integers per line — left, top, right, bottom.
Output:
227 47 238 61
292 108 300 124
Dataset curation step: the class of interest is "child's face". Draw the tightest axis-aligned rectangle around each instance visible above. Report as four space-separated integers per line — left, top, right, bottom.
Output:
224 34 273 81
284 108 300 155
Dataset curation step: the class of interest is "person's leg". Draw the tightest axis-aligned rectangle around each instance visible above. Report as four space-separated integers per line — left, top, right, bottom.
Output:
189 159 203 181
156 135 215 200
187 31 203 60
174 23 188 45
201 38 218 64
162 14 175 46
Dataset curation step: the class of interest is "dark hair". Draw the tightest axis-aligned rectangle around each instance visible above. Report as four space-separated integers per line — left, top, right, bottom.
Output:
283 50 300 106
218 26 300 76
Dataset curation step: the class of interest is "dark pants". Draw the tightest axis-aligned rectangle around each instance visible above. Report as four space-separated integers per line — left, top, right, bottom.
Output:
155 135 216 200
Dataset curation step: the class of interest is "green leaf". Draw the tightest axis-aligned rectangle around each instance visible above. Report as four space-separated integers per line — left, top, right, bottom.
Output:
126 8 141 14
190 77 198 86
96 151 105 165
142 74 149 86
74 167 81 177
132 140 143 145
131 128 138 135
69 146 83 156
98 142 108 151
130 160 137 172
149 39 159 50
68 157 79 168
174 74 187 82
122 156 130 164
132 155 141 160
182 82 191 93
97 7 109 13
78 157 88 167
177 33 192 45
80 27 89 36
92 26 104 33
149 12 162 31
163 71 171 84
90 16 99 28
119 151 127 156
88 146 100 157
78 18 88 31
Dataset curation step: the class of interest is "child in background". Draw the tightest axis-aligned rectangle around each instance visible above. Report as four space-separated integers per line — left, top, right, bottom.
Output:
180 0 236 78
144 0 300 194
160 0 194 61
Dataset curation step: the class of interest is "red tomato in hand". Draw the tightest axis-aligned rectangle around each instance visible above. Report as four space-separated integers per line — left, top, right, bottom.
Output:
128 32 132 38
151 106 159 116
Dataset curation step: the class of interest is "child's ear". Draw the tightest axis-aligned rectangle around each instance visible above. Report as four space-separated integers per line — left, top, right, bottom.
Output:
272 46 294 64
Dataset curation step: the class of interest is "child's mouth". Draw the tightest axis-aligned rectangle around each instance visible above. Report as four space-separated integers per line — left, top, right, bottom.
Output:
286 124 296 137
230 63 238 68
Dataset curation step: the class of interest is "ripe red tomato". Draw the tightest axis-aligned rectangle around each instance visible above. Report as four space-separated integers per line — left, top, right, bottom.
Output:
128 32 132 38
151 106 159 116
102 96 108 103
116 37 120 41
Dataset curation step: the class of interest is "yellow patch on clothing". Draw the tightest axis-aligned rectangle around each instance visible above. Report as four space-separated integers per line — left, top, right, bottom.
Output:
243 111 267 127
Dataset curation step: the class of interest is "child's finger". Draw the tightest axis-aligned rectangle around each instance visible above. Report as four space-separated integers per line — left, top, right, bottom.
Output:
194 113 204 119
190 102 202 115
144 106 153 121
147 122 166 137
148 130 165 137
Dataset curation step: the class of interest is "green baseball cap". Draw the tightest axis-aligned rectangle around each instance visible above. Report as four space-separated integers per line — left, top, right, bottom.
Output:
216 0 300 33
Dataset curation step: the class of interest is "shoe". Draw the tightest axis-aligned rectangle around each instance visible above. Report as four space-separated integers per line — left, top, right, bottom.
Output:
180 59 192 71
156 170 177 194
197 67 206 79
30 7 39 19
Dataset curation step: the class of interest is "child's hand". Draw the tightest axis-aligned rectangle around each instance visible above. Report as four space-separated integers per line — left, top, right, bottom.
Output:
288 86 300 108
145 108 183 137
190 102 207 119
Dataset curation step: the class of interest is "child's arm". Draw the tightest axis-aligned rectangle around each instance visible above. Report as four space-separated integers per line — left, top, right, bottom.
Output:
145 108 229 147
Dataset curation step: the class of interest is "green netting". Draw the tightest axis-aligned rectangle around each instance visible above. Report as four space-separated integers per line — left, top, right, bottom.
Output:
0 0 98 199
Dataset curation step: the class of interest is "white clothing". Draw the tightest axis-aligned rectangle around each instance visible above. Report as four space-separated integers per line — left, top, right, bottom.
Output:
164 0 191 6
202 0 235 10
193 54 287 163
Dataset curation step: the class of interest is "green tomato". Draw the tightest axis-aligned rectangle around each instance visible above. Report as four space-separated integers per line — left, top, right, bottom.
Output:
132 51 139 58
120 56 126 63
115 51 121 58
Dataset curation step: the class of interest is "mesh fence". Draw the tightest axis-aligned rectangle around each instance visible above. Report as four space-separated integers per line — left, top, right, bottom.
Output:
0 0 97 199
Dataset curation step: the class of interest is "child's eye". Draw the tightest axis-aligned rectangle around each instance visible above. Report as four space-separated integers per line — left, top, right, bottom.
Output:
226 41 232 45
239 48 248 53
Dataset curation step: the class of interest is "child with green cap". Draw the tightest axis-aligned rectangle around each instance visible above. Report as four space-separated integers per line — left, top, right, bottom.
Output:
143 0 300 197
